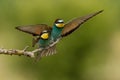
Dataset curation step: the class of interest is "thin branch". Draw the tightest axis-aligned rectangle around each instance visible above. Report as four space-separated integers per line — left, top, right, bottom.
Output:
0 46 42 58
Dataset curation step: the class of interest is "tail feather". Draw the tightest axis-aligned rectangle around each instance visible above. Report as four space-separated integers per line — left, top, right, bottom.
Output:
35 45 56 61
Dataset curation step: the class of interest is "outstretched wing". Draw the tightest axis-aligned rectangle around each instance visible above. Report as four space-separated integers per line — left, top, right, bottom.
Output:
16 24 52 36
61 10 103 37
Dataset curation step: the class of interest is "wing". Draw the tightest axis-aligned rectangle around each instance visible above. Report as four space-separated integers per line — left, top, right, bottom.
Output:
61 10 103 37
16 24 52 36
32 36 40 47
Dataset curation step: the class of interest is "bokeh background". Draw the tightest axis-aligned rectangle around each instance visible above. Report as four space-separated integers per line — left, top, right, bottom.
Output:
0 0 119 80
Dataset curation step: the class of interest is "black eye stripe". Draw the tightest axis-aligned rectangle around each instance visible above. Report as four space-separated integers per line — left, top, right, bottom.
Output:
40 30 50 36
56 22 64 24
55 19 64 23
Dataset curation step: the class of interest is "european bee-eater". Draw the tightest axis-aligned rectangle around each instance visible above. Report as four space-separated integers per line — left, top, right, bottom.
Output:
16 10 103 60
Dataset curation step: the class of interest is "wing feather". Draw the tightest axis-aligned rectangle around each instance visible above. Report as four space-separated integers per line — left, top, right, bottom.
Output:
61 10 103 37
16 24 52 36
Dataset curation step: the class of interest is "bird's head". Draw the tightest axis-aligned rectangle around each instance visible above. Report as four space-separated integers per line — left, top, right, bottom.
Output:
40 30 50 40
54 19 65 28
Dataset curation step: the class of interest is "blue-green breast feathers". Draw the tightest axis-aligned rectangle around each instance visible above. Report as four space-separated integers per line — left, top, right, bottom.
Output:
39 39 49 48
50 25 63 41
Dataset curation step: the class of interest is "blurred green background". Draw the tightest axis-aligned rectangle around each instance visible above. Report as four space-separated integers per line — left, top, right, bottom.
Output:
0 0 119 80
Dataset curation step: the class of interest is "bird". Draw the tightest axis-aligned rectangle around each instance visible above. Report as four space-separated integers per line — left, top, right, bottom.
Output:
50 19 65 42
16 10 103 60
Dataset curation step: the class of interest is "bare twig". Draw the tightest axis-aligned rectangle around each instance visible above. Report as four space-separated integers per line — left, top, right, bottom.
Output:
0 46 43 58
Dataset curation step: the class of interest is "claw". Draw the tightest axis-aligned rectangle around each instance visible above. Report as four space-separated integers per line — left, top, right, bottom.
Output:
23 46 29 51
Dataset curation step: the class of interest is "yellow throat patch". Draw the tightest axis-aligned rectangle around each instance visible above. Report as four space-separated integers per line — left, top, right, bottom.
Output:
56 23 65 28
41 33 49 39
